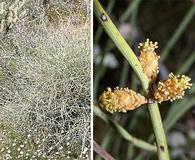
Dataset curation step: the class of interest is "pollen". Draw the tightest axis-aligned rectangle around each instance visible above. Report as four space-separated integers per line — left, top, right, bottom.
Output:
99 87 147 113
138 39 160 83
154 73 193 103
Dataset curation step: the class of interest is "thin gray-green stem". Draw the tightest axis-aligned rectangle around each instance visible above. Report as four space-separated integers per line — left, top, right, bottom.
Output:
94 0 148 91
94 0 170 159
120 0 142 23
160 5 195 62
94 140 115 160
95 0 116 43
94 106 156 152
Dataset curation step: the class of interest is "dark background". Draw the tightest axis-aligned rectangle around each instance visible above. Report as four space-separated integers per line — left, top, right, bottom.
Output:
94 0 195 159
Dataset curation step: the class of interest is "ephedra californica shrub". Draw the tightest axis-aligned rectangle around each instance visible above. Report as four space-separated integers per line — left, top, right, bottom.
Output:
0 0 90 159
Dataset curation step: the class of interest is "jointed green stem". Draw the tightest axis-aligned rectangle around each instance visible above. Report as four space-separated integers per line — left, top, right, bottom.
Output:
94 0 116 43
94 0 170 159
160 5 195 62
120 0 142 23
148 104 169 160
94 106 156 152
94 0 148 91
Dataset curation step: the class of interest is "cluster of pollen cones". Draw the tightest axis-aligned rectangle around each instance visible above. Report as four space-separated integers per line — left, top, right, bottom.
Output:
99 39 193 113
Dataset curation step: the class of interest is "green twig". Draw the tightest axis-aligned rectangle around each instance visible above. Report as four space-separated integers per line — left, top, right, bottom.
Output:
95 130 114 160
93 140 115 160
94 0 148 91
94 1 170 159
160 5 195 62
148 104 169 159
94 106 156 152
95 0 116 43
177 50 195 74
93 65 107 102
120 0 142 23
164 97 195 132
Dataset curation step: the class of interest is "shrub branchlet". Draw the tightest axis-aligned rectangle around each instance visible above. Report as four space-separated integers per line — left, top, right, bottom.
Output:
99 39 193 113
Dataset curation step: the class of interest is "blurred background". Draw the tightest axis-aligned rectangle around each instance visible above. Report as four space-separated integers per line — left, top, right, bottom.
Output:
93 0 195 159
